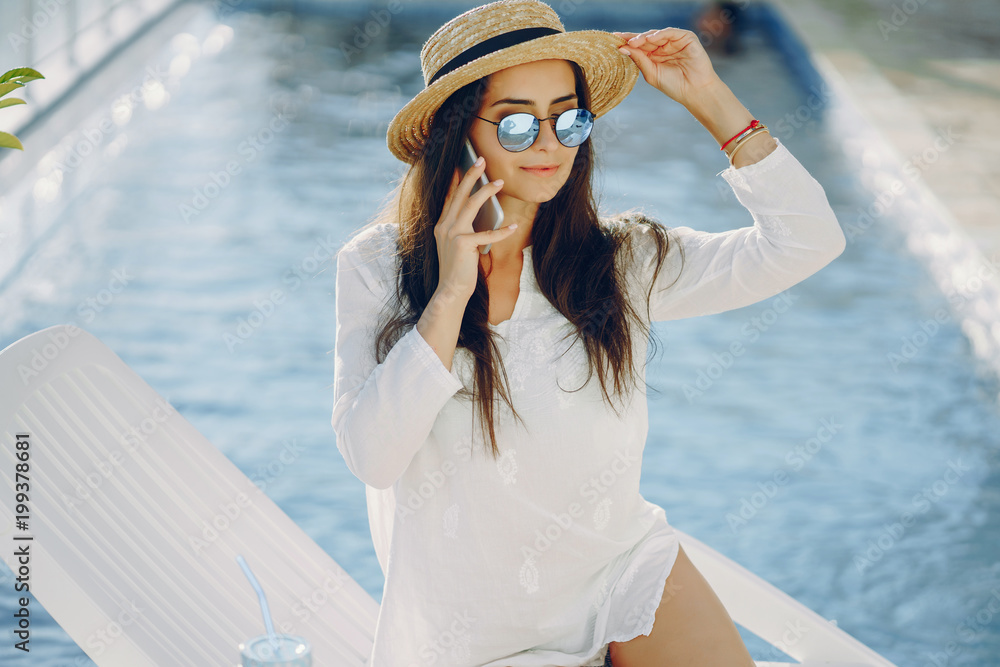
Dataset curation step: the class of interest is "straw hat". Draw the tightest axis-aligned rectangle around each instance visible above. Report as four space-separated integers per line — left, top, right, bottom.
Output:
386 0 640 164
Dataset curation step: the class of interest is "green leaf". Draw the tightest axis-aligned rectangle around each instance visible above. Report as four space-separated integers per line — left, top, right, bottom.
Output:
0 82 26 98
0 131 24 151
0 67 44 84
0 97 26 109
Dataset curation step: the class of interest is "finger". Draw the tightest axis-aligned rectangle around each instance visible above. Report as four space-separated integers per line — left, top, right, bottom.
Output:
627 27 686 52
621 33 686 64
625 28 659 46
453 157 488 213
473 222 518 245
459 178 505 230
460 155 487 189
446 168 460 201
619 31 656 58
444 157 487 233
619 42 657 81
441 168 462 224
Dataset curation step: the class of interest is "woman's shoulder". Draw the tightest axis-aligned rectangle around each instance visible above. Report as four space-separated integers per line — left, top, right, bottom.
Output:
336 222 400 290
339 222 399 257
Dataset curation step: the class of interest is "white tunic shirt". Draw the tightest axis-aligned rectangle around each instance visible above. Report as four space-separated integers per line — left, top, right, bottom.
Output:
331 138 846 667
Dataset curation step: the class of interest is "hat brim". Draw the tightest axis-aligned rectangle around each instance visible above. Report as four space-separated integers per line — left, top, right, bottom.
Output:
386 30 640 164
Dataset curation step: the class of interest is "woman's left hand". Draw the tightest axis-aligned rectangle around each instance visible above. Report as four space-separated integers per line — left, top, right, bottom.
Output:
612 28 720 108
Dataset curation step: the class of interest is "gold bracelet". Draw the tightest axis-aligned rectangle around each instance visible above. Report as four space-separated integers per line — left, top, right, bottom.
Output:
725 123 768 158
727 126 770 166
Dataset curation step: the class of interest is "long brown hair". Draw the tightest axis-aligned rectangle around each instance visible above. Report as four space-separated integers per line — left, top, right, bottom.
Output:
358 60 681 459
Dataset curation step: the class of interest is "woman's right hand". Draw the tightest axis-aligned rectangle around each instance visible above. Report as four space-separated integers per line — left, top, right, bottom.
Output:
433 156 516 301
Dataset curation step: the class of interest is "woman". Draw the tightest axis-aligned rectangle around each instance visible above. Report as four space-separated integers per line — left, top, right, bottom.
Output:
331 0 846 665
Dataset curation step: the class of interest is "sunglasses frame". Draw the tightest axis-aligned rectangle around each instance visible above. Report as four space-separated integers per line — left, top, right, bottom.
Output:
473 107 595 153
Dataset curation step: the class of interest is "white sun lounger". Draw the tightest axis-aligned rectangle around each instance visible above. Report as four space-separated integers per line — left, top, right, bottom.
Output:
0 324 897 666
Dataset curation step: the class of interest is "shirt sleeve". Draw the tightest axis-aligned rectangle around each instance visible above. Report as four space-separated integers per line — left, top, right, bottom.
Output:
331 224 465 490
627 137 847 322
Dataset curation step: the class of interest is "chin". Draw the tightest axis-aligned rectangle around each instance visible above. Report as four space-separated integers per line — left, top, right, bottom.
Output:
526 180 571 204
502 176 570 205
537 184 569 203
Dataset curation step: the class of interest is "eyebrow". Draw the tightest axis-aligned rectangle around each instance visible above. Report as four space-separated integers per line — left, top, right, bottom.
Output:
489 93 577 108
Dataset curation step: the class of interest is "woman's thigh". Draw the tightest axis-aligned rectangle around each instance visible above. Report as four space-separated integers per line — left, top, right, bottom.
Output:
607 544 757 667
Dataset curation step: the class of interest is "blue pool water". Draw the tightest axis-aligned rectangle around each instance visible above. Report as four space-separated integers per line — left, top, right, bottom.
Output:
1 2 998 666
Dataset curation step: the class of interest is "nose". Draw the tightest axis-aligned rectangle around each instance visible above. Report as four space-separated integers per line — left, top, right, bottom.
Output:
533 116 561 151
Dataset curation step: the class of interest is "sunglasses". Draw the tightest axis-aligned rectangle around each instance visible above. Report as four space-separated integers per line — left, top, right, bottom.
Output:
473 108 595 152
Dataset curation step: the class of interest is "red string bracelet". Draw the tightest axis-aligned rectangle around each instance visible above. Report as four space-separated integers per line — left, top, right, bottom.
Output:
721 119 761 151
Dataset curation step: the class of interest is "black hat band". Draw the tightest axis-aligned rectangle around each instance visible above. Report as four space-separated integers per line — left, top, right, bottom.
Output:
428 27 562 85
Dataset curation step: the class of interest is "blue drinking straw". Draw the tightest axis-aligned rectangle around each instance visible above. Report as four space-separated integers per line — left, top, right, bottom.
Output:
236 554 281 653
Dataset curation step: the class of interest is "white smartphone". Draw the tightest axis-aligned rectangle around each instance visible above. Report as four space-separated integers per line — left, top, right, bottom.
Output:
458 139 505 254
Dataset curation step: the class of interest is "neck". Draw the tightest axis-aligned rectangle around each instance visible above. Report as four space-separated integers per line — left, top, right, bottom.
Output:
482 194 536 264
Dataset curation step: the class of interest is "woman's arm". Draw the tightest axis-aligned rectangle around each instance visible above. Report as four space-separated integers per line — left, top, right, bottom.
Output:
626 136 846 322
613 29 846 322
614 27 778 169
684 78 778 169
331 224 464 490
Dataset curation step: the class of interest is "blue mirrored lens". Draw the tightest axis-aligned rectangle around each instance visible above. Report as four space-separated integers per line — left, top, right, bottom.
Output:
554 108 594 147
497 114 538 152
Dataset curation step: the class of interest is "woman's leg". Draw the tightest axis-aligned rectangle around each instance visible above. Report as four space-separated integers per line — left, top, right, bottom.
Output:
607 545 756 666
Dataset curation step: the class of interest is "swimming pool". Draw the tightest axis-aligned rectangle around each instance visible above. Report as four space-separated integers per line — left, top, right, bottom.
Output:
0 1 997 665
